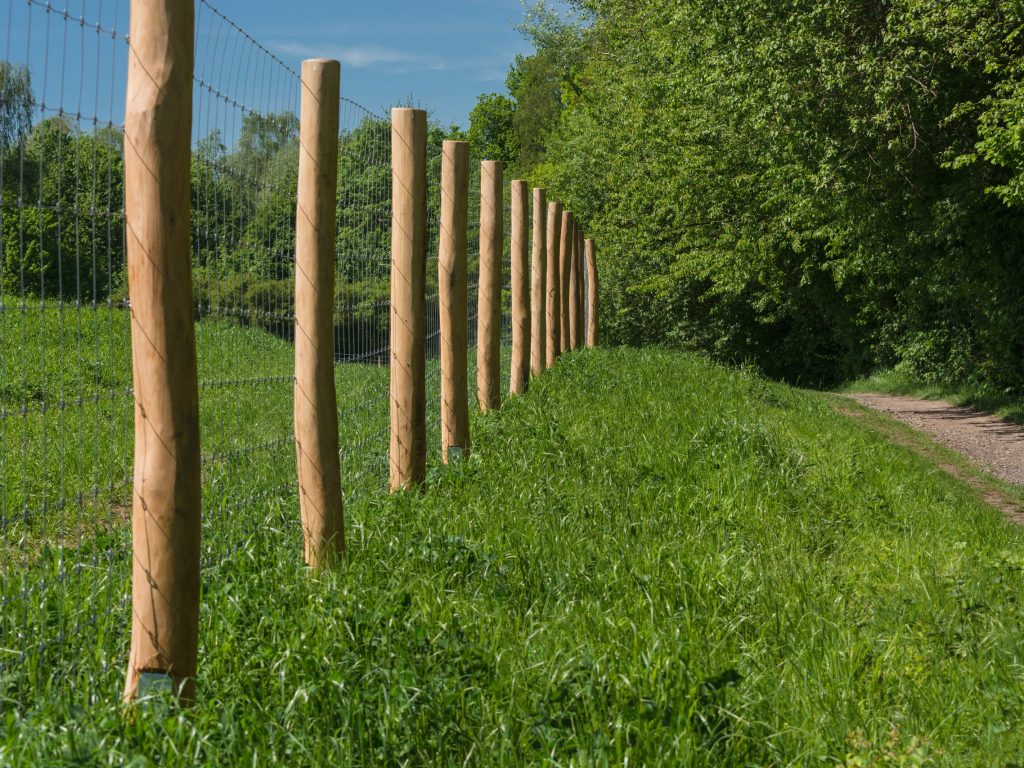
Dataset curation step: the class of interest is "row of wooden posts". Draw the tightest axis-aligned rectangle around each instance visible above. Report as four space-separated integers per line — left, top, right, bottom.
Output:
121 0 598 707
390 109 600 487
300 101 598 578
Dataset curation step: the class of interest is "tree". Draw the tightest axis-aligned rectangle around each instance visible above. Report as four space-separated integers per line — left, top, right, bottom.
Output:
486 0 1024 390
2 117 125 301
468 93 519 169
0 61 32 151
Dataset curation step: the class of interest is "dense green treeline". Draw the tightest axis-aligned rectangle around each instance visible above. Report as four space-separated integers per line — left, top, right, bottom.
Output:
1 63 469 345
472 0 1024 389
1 59 482 355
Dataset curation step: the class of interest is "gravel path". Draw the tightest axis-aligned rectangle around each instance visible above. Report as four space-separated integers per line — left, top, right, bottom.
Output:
849 393 1024 486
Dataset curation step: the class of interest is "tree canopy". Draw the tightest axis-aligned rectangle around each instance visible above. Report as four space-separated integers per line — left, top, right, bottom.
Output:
475 0 1024 391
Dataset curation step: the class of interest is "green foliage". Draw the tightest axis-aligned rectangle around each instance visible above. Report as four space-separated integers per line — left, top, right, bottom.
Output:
337 117 390 283
6 347 1024 763
1 117 125 301
505 51 563 173
497 0 1024 390
191 112 299 279
467 93 518 167
0 67 394 315
0 62 32 151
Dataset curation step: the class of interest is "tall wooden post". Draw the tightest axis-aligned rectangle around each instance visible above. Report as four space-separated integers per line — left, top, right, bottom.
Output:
586 237 599 348
569 222 581 350
439 140 470 462
559 211 574 355
390 108 428 490
530 188 547 378
575 226 585 348
545 201 562 369
477 160 503 412
294 59 343 569
510 180 530 395
123 0 201 704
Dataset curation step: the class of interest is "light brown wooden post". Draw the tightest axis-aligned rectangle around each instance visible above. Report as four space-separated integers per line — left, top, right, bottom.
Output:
510 179 529 395
586 237 599 347
530 188 547 378
477 160 503 412
294 59 343 568
559 211 574 355
569 222 581 350
439 140 470 461
123 0 201 705
545 201 562 368
390 108 428 491
575 226 585 348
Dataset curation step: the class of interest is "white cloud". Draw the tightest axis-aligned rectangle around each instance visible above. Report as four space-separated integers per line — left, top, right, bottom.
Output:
271 41 447 71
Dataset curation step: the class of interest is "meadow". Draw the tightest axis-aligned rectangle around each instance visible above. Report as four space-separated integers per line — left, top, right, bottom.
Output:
3 332 1024 764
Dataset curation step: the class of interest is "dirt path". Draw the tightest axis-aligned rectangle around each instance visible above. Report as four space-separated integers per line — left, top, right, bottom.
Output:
849 394 1024 486
838 393 1024 526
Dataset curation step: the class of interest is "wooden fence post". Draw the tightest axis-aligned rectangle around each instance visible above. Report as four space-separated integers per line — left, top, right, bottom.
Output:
294 59 343 569
510 180 529 395
545 202 562 369
123 0 202 705
439 140 470 462
575 226 585 348
569 222 581 350
586 237 599 348
530 188 547 378
559 210 574 355
390 108 428 491
478 160 503 412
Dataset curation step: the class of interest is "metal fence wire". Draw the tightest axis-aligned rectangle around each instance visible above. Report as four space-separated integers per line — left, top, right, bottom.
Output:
1 0 509 710
1 0 134 708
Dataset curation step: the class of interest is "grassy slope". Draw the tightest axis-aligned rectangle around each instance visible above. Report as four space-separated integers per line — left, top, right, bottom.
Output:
4 347 1024 765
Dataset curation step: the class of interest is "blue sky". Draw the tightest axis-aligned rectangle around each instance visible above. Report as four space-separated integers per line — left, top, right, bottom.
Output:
5 0 558 138
244 0 541 127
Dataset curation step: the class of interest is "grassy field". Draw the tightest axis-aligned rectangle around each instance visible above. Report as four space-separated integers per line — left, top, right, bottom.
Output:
0 302 395 725
4 344 1024 764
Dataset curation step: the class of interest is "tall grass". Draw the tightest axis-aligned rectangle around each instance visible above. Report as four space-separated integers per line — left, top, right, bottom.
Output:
3 346 1024 765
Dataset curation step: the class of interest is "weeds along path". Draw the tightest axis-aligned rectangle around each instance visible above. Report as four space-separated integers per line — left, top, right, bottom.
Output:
838 394 1024 525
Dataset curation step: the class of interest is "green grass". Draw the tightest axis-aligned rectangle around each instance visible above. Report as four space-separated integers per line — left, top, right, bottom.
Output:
0 301 396 543
5 344 1024 765
0 299 494 732
845 369 1024 425
0 302 394 719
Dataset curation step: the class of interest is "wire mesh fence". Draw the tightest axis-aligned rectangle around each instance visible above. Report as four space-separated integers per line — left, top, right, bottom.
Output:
1 0 134 707
1 0 514 710
191 0 301 574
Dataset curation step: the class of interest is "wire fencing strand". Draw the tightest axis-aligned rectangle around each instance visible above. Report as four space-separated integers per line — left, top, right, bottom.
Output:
0 0 512 710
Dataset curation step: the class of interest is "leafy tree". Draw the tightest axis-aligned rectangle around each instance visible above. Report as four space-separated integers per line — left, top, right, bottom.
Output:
337 116 390 284
468 93 519 168
2 116 125 301
0 61 32 151
491 0 1024 390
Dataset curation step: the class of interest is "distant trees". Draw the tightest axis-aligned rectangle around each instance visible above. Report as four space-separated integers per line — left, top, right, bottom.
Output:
467 94 518 169
0 62 404 334
2 62 125 302
0 62 32 151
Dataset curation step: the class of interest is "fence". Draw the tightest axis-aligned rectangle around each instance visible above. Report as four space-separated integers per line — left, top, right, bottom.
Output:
0 0 596 709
